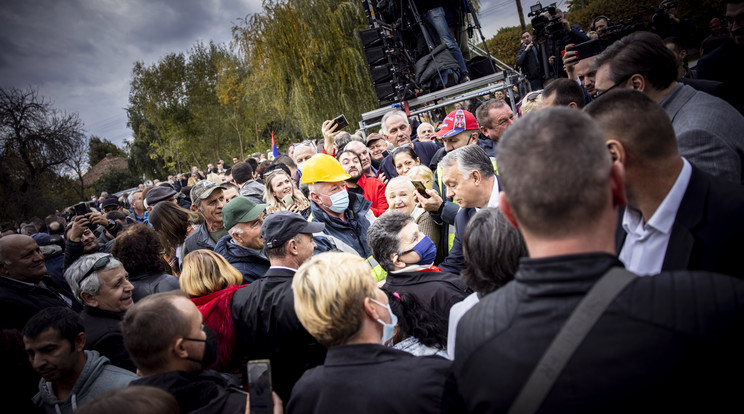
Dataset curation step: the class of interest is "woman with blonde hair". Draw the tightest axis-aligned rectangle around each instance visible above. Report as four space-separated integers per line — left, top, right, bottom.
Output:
180 250 246 372
149 202 201 276
263 165 311 218
288 252 454 413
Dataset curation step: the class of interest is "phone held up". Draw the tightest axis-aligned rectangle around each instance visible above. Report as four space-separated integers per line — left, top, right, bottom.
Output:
412 180 430 198
73 202 90 217
331 114 349 131
281 194 294 207
248 359 273 414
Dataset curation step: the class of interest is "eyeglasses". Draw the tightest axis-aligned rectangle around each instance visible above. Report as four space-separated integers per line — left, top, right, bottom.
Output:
594 75 631 99
80 255 111 283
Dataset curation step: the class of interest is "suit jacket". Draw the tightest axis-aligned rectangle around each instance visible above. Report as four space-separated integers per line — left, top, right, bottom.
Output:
660 83 744 185
438 206 476 274
516 43 542 81
617 166 744 278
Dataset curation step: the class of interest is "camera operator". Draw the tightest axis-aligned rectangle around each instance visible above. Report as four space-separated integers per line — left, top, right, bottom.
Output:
544 8 589 79
651 1 695 43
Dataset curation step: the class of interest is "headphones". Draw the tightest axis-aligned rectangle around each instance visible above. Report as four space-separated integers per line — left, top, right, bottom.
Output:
590 16 611 31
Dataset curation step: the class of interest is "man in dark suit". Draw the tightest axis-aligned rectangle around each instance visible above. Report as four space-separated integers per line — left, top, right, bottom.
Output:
231 211 326 402
586 89 744 277
453 106 744 413
0 234 79 330
516 31 543 90
436 145 500 274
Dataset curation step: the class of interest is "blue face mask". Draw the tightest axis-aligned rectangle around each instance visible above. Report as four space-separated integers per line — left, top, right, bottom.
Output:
400 235 437 266
328 189 349 213
370 297 398 344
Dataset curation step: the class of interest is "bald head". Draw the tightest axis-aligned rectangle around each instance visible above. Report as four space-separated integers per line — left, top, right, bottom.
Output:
0 235 48 283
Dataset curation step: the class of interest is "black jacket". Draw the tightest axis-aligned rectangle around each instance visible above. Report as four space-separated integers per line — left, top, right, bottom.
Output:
0 275 79 330
288 343 454 414
231 267 326 402
128 270 181 302
80 306 136 372
132 370 247 414
382 268 470 323
454 253 744 413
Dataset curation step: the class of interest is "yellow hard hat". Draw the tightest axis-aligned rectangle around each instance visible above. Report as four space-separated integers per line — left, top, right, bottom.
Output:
300 154 351 184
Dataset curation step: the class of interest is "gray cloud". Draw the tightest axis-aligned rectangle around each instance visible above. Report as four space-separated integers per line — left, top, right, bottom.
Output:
0 0 521 150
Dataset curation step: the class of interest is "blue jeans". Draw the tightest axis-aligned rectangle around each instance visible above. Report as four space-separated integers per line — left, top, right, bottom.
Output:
425 7 469 75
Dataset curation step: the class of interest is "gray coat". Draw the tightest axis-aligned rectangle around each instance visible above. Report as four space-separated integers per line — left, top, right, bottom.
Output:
660 83 744 185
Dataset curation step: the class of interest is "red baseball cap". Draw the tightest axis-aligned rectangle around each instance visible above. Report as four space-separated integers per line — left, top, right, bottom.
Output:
434 109 479 138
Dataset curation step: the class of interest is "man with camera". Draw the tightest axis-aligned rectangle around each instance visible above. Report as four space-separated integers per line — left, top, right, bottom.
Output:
516 31 543 91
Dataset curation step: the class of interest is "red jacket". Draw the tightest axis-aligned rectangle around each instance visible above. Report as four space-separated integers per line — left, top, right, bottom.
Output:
356 174 388 217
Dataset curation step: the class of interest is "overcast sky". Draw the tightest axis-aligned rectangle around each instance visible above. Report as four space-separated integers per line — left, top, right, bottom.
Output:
0 0 533 149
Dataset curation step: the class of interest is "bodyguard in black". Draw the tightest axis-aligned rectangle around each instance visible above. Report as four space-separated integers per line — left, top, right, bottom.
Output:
231 211 326 402
453 108 744 413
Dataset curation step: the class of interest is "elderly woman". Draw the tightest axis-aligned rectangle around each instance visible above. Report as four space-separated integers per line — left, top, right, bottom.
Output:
262 165 311 218
384 176 440 251
65 252 136 371
288 252 456 413
180 250 246 372
110 224 180 301
367 211 469 324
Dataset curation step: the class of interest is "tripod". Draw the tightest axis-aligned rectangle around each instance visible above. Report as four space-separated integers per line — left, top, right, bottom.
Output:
462 0 497 73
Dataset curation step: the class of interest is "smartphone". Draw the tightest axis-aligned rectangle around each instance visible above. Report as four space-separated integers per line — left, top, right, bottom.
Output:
331 114 349 131
281 194 294 207
248 359 273 414
566 39 602 60
412 180 429 198
73 202 90 217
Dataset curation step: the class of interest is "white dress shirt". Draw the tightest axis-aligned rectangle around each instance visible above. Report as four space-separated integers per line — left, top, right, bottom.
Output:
619 159 692 276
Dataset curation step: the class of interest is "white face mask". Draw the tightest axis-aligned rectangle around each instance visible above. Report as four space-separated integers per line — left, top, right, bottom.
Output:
297 161 306 172
370 298 398 344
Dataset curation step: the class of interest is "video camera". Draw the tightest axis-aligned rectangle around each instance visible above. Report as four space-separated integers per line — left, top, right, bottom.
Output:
528 2 564 42
596 15 646 47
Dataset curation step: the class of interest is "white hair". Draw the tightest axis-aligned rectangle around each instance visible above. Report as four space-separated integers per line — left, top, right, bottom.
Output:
380 110 409 136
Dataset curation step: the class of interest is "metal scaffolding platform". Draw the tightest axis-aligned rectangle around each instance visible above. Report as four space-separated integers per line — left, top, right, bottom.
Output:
358 70 523 134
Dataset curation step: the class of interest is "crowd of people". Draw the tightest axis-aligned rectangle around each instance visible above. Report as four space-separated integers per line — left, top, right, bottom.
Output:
1 1 743 411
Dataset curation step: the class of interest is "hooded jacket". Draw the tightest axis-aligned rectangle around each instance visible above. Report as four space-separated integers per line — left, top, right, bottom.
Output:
309 191 374 258
214 235 270 283
32 350 137 414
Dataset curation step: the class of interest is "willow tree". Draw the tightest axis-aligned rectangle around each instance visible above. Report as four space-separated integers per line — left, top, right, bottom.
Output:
231 0 377 141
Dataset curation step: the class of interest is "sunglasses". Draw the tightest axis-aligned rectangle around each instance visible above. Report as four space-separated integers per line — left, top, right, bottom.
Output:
594 75 631 99
80 255 111 283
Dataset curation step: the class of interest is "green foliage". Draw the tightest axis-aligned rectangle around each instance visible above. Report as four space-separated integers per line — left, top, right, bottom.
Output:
92 169 141 195
482 25 531 68
88 136 125 167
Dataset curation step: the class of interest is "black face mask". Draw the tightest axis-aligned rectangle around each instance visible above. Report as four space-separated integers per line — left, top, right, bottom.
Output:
183 324 218 370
